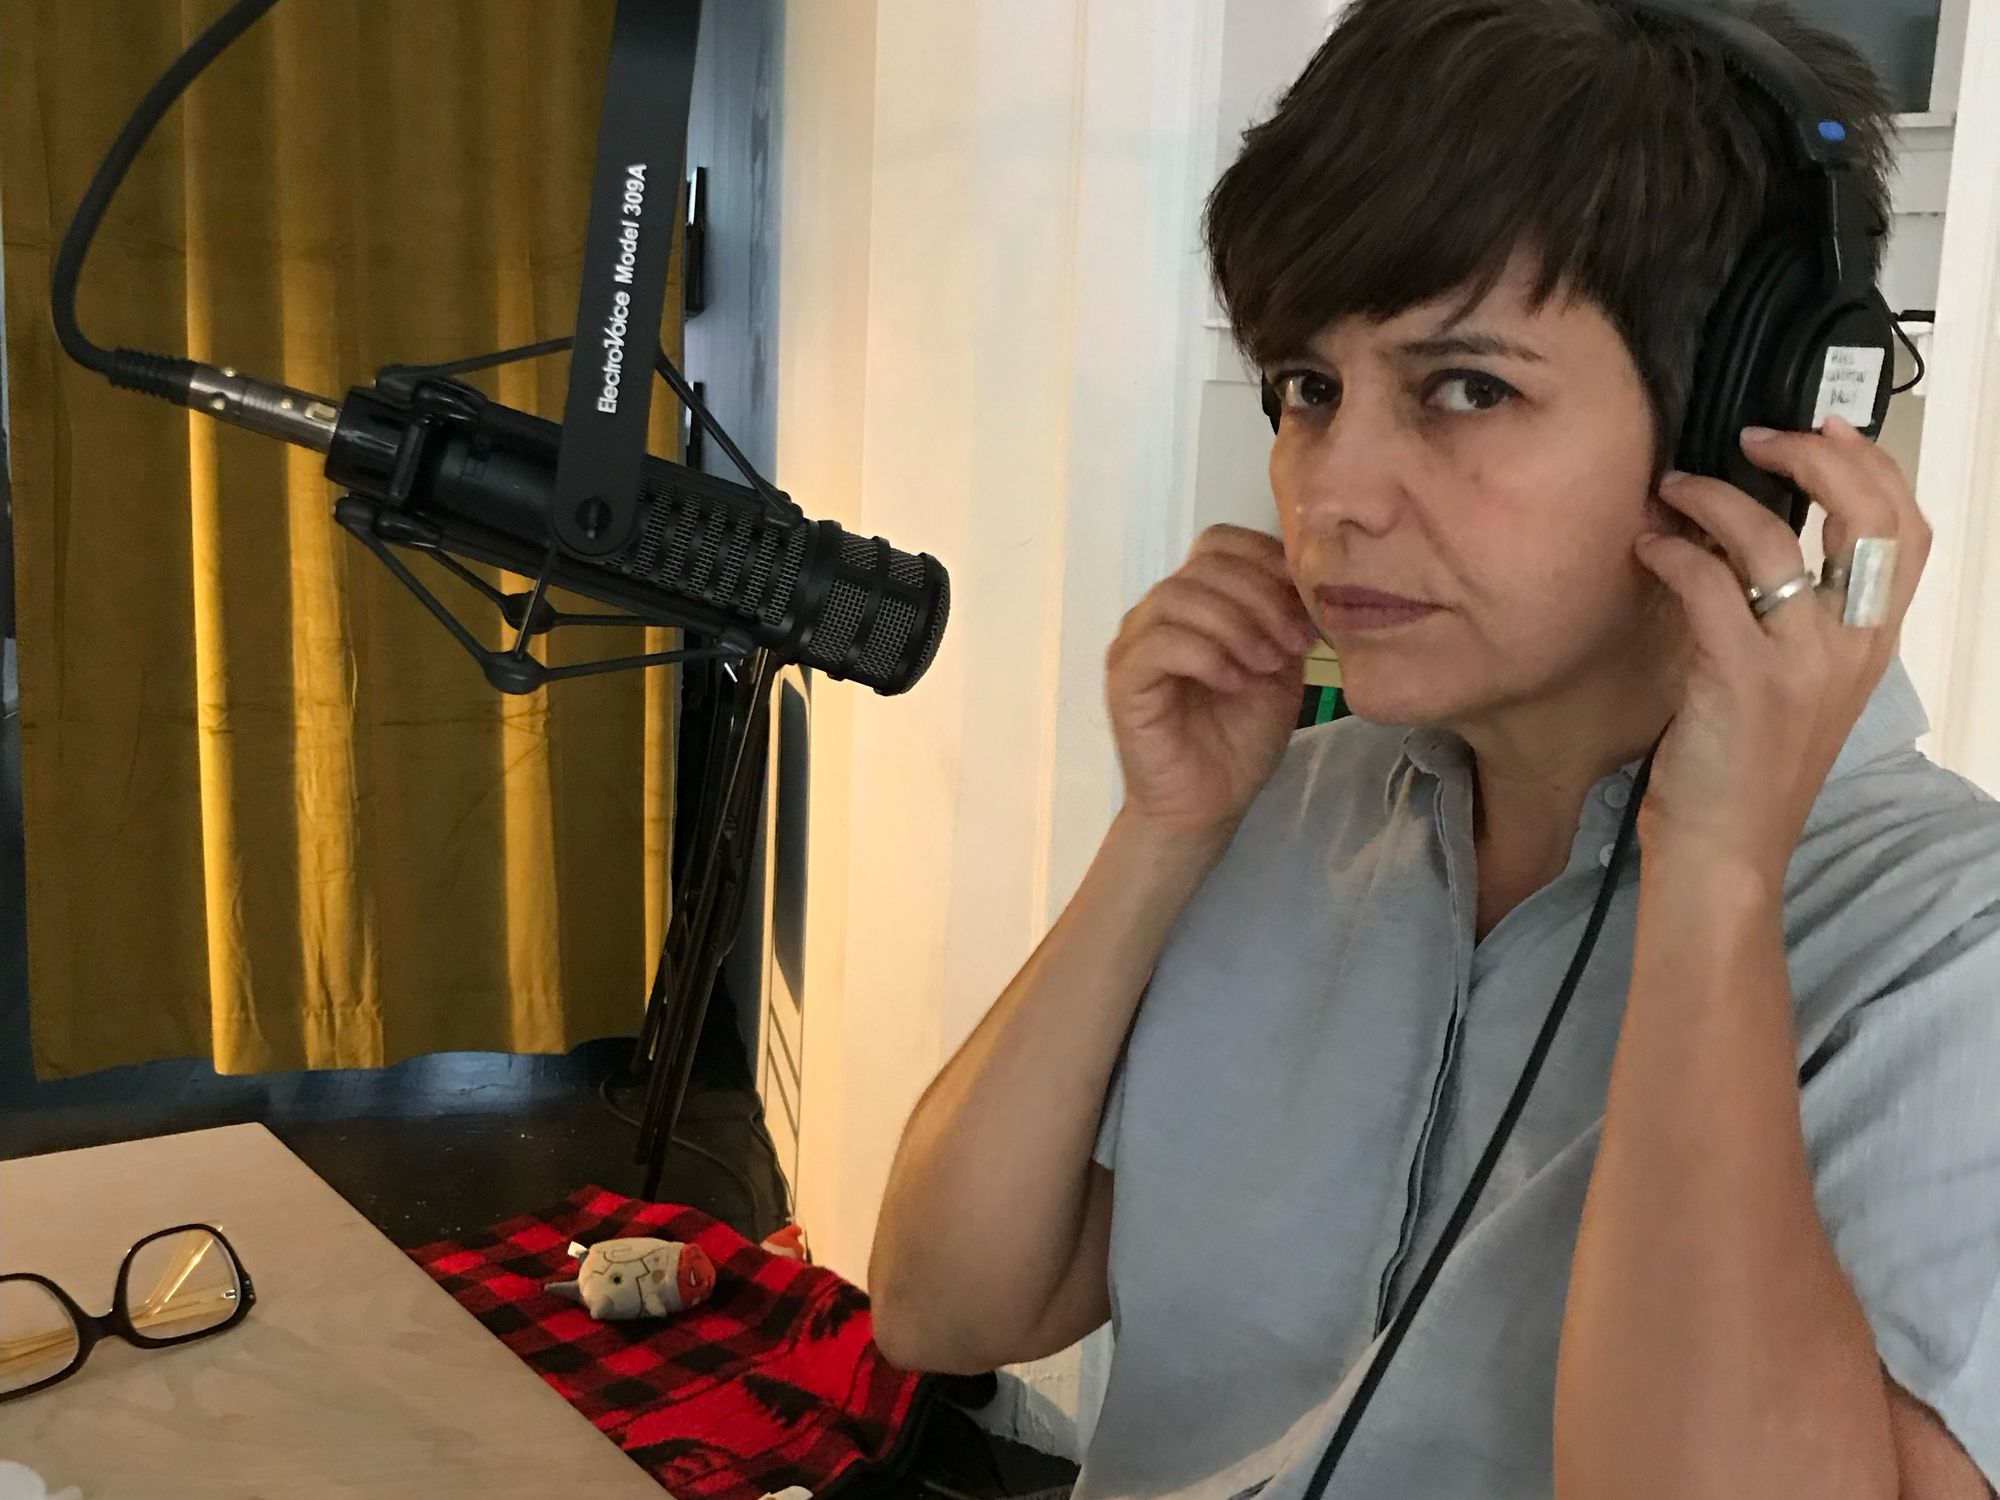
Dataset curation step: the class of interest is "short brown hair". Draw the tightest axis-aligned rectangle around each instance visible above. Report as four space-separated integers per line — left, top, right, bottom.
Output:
1204 0 1894 466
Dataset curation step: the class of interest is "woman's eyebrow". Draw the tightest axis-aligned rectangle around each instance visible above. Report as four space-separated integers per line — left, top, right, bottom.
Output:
1261 348 1324 370
1395 330 1547 362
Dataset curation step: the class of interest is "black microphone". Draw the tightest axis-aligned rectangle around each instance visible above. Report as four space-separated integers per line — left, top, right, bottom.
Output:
175 360 950 697
50 0 948 698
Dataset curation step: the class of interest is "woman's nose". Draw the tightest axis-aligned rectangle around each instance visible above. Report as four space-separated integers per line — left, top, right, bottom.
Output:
1278 398 1414 536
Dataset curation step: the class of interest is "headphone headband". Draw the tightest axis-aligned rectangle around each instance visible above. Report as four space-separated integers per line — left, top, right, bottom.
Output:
1609 0 1876 295
1609 0 1850 169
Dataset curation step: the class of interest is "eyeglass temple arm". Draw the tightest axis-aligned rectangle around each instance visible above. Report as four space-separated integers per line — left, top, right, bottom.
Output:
0 1283 240 1372
0 1326 78 1368
127 1234 227 1324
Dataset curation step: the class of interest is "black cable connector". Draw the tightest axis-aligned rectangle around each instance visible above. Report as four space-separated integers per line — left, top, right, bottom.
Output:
103 349 198 403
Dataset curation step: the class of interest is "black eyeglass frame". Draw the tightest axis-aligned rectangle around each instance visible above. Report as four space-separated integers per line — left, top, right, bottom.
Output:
0 1222 257 1403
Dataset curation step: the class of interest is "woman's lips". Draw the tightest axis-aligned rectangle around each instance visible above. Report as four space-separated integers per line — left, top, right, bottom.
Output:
1315 586 1442 632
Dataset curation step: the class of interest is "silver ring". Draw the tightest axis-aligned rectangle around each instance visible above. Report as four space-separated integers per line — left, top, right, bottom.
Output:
1819 560 1852 594
1837 537 1899 629
1747 570 1817 620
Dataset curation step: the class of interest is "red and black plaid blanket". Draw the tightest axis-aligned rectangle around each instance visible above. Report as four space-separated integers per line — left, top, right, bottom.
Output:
409 1187 943 1500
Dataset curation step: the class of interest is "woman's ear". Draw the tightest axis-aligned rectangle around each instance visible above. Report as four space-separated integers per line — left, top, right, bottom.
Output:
1644 473 1704 544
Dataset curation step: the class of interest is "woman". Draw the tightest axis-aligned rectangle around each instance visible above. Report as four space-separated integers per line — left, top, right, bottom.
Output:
867 2 2000 1496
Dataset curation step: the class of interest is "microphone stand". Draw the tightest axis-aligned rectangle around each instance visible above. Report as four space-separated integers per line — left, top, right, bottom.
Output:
625 644 780 1201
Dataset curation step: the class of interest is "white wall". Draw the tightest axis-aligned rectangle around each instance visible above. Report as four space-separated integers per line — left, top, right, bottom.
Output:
1909 0 2000 788
770 0 874 1297
772 0 1216 1457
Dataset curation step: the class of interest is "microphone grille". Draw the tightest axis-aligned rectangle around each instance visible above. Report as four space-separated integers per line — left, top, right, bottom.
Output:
625 473 807 626
615 464 947 693
799 532 949 691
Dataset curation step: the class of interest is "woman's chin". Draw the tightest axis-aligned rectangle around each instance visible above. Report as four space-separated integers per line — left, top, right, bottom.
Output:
1336 665 1474 728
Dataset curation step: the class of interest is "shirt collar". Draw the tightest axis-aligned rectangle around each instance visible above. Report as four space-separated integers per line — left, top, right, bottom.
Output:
1390 657 1928 802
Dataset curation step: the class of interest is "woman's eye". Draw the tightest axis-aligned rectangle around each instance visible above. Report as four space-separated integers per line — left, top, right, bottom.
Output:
1429 371 1516 414
1275 370 1340 415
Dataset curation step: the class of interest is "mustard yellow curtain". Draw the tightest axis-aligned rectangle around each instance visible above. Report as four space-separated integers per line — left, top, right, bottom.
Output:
1 0 679 1078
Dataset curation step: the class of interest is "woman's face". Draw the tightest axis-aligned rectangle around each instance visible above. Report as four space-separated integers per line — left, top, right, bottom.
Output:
1267 258 1675 731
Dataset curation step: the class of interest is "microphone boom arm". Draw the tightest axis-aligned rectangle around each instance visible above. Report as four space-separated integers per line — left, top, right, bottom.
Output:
550 0 705 562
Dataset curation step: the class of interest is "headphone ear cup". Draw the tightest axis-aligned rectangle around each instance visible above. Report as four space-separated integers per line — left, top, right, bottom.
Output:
1678 235 1811 523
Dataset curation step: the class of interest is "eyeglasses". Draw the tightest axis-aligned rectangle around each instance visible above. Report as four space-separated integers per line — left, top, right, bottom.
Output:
0 1224 256 1402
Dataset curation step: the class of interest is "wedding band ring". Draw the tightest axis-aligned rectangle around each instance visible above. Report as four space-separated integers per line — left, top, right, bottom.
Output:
1839 537 1899 629
1747 570 1818 620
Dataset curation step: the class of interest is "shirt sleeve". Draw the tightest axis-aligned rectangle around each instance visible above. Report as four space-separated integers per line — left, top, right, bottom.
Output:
1802 903 2000 1490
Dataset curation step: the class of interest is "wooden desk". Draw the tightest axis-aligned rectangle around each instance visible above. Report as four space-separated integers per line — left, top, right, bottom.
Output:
0 1124 663 1498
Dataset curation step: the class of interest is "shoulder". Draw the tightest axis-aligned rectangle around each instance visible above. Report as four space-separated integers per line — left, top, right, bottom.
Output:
1797 659 2000 902
1799 748 2000 914
1791 749 2000 1038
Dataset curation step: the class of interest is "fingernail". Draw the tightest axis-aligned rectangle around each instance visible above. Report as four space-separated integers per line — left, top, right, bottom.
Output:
1741 425 1780 445
1660 470 1694 489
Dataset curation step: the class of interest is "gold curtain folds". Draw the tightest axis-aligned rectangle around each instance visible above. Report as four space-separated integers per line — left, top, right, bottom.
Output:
1 0 680 1078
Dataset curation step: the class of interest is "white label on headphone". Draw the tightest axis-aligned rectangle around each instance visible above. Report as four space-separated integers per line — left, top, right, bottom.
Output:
1813 346 1887 430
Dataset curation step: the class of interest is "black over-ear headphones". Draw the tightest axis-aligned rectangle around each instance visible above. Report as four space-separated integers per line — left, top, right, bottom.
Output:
1261 0 1899 537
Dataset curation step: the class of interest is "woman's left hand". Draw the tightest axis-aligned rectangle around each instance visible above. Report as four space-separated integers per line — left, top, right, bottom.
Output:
1632 415 1932 882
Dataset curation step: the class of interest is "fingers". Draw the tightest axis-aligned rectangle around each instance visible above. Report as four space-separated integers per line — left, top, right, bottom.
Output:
1635 531 1782 657
1130 622 1259 697
1654 470 1803 592
1109 525 1313 701
1144 573 1302 677
1191 523 1297 587
1178 527 1318 658
1741 418 1906 547
1739 417 1932 625
1742 417 1920 584
1198 553 1320 654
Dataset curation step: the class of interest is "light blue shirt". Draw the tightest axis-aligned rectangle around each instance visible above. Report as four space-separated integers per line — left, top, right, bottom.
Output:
1084 662 2000 1499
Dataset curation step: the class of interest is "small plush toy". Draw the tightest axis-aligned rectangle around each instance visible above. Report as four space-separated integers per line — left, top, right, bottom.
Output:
546 1237 717 1320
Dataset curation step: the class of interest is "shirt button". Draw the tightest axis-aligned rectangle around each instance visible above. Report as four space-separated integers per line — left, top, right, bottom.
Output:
1599 843 1617 868
1604 782 1631 810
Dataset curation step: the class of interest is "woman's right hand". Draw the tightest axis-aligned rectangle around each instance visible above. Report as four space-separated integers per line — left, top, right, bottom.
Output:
1106 525 1321 842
